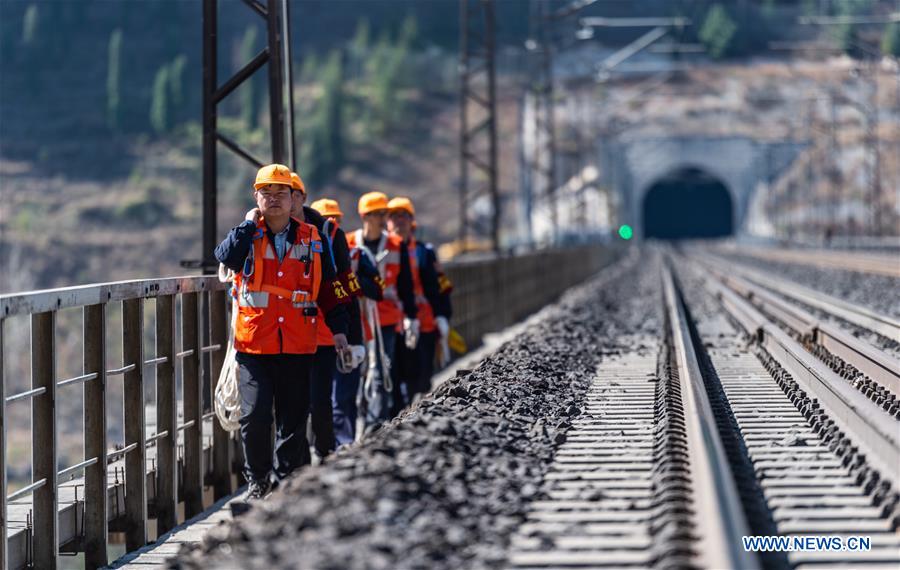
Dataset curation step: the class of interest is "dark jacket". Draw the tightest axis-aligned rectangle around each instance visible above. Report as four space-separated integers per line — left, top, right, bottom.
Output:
415 241 452 320
354 248 384 301
397 241 419 319
311 208 364 345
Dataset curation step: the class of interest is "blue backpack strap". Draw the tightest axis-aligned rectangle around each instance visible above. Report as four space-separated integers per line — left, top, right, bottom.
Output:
322 219 337 271
415 241 429 269
242 227 265 278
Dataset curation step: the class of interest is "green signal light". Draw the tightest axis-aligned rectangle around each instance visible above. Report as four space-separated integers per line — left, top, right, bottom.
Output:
618 224 633 240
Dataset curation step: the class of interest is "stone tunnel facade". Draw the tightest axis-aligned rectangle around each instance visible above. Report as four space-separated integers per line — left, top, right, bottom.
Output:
600 136 801 239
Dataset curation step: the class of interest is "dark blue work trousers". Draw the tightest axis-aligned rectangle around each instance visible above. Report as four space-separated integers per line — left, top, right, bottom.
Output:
310 346 337 458
236 352 312 484
364 326 396 430
332 365 360 446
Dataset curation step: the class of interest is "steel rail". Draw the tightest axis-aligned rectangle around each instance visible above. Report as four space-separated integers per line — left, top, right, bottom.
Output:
703 262 900 400
662 267 759 570
701 251 900 340
722 245 900 279
705 275 900 488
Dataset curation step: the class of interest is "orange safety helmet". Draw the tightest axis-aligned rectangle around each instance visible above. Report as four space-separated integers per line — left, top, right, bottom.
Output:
290 172 306 195
387 196 415 217
254 164 293 190
358 191 389 216
310 198 343 218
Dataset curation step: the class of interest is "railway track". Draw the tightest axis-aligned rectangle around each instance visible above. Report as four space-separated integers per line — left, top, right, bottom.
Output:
696 254 900 417
715 246 900 279
699 251 900 345
508 254 899 569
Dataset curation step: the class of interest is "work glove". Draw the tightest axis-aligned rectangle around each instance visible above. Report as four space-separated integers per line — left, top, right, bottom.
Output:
336 345 366 374
435 316 450 339
403 317 420 350
438 335 451 369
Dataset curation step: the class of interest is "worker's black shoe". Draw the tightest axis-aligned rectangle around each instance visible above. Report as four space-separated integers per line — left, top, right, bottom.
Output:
244 479 271 502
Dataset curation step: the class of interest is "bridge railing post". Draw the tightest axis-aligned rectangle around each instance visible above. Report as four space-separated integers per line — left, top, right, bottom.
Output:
181 292 204 518
83 303 108 568
32 310 58 569
122 298 147 551
0 318 7 570
155 294 178 534
208 289 233 499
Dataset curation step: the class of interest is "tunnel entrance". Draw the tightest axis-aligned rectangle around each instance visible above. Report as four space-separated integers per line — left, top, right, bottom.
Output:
642 167 733 239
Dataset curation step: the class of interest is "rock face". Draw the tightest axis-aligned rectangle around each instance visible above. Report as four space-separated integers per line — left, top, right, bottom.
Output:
170 252 662 569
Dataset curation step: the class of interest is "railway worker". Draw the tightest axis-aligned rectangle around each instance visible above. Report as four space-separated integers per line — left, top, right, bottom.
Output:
310 198 384 445
214 164 350 501
387 197 453 399
346 191 419 431
289 179 365 462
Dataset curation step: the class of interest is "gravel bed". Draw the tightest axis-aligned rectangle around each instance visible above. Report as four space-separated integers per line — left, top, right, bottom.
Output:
726 253 900 319
170 251 662 570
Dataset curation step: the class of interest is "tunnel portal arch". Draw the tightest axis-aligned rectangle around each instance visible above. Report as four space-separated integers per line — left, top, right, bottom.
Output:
641 167 734 239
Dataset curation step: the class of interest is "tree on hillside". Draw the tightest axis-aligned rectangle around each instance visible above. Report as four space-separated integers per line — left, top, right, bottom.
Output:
22 4 38 47
396 14 419 87
699 4 737 59
349 19 370 80
365 31 394 135
150 65 169 134
168 54 187 122
398 13 418 51
833 0 872 57
300 52 319 83
106 29 122 130
882 22 900 57
239 26 260 128
303 50 345 186
834 21 860 56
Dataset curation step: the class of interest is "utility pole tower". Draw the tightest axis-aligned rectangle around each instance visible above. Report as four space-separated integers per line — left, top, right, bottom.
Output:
528 0 559 244
191 0 296 273
459 0 500 252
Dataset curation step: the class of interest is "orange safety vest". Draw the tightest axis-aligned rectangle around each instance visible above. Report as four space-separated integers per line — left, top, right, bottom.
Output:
233 219 323 355
403 237 434 333
347 230 404 327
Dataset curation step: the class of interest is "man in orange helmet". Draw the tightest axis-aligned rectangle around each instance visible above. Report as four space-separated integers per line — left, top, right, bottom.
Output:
214 164 349 500
288 179 365 461
311 198 384 445
388 197 453 401
346 191 418 431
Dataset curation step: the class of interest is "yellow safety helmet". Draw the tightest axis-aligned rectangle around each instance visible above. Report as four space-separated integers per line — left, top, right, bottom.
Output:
387 196 415 217
290 172 306 195
310 198 343 218
254 164 293 190
358 191 389 216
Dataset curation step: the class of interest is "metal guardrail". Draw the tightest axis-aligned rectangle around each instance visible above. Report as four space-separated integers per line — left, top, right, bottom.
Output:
0 244 618 569
1 275 232 569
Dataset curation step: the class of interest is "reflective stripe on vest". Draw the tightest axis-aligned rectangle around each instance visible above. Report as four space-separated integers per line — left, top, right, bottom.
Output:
238 289 269 308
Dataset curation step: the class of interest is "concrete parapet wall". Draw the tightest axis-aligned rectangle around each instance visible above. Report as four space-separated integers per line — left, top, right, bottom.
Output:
444 245 619 351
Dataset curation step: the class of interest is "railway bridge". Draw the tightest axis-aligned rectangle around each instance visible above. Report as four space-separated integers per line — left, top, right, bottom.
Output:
3 1 900 569
1 243 898 569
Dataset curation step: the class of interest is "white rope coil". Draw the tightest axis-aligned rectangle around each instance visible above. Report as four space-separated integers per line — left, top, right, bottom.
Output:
214 264 241 432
